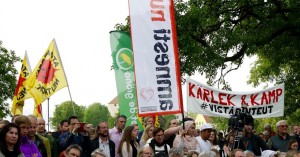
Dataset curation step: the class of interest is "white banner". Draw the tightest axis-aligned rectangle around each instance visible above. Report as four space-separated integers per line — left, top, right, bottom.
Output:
129 0 183 116
187 78 284 118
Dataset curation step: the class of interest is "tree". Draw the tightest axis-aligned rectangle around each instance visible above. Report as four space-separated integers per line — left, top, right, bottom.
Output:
116 0 300 116
51 101 85 129
84 103 112 127
0 40 21 118
210 117 229 133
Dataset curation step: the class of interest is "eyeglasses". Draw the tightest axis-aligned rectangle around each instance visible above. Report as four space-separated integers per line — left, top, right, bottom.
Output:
155 134 164 137
280 125 288 128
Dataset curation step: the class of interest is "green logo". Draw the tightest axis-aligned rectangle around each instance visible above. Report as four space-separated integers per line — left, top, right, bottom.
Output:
116 48 134 70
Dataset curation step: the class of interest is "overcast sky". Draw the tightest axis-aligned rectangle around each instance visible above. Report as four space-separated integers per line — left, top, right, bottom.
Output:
0 0 261 125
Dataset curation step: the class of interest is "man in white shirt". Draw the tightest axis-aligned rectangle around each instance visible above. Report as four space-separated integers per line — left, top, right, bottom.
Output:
90 121 115 157
196 123 214 152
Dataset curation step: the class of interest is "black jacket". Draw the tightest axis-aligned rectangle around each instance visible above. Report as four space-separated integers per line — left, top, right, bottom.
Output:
242 133 269 156
89 137 115 157
34 135 47 157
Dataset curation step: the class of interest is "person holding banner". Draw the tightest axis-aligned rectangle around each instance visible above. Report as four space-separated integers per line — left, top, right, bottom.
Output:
145 127 170 157
164 119 180 148
173 120 200 154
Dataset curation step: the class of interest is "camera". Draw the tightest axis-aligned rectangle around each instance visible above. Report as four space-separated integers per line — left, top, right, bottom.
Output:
228 111 254 149
228 111 253 134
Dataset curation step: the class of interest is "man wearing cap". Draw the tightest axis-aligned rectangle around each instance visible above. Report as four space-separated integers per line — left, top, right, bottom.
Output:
196 123 214 152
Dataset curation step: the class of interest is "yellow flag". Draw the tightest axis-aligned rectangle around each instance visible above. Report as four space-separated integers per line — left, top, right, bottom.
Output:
34 103 43 118
24 39 68 109
11 52 32 115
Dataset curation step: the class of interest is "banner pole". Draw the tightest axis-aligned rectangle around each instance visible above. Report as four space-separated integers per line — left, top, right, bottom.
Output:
47 98 50 131
52 39 75 116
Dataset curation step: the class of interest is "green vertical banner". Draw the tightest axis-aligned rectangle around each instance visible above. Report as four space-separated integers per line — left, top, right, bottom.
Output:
110 31 143 130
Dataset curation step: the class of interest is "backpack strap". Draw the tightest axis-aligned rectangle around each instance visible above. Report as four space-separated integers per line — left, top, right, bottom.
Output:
149 139 156 153
164 144 168 155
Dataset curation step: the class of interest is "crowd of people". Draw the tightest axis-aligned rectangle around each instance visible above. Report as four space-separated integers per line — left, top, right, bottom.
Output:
0 114 300 157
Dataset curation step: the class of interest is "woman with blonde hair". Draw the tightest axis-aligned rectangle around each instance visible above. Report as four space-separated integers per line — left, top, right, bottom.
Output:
139 125 155 148
117 124 140 157
137 146 154 157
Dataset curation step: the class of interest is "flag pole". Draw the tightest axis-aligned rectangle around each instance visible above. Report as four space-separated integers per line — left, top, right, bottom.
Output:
52 39 75 115
47 98 50 131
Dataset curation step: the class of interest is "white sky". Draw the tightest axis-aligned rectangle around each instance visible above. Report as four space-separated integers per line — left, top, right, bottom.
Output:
0 0 262 125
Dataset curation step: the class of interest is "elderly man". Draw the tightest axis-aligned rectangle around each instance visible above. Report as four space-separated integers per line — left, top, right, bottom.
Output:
268 120 294 152
196 123 214 152
37 117 58 157
28 115 51 157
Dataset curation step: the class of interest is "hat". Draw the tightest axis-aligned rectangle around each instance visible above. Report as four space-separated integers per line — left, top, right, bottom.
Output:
261 150 276 157
200 123 214 131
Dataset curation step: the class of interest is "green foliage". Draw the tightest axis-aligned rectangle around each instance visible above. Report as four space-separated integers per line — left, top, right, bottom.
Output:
84 103 112 127
287 108 300 126
51 101 85 129
108 111 120 128
254 117 282 133
0 40 21 118
210 117 229 133
161 115 176 129
116 0 300 117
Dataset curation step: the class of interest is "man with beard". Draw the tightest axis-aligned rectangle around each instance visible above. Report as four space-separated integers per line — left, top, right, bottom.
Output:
89 121 115 157
109 115 127 157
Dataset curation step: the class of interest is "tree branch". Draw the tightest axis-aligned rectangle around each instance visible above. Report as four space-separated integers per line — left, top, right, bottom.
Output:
224 44 247 62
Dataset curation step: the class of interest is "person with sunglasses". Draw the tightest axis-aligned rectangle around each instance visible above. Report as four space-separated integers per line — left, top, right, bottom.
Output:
268 120 295 152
